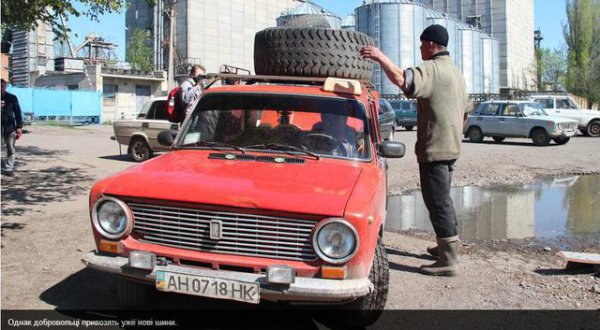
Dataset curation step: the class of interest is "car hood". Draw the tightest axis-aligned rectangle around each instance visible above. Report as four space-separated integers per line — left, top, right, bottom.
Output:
581 109 600 117
100 150 364 216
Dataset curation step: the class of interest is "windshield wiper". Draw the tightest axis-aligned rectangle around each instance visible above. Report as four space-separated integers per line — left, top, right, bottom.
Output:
179 141 245 153
245 143 320 159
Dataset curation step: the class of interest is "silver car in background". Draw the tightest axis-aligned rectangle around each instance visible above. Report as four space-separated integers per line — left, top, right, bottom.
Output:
464 101 578 146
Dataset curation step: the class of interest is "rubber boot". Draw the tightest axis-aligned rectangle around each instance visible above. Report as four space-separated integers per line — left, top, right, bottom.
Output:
426 245 439 258
420 236 459 277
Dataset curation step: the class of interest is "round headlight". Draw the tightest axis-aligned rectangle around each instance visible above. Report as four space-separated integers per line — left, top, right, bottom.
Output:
313 219 359 264
92 197 132 239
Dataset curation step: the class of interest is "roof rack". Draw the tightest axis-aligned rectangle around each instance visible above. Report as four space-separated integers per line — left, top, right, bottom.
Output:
203 73 374 89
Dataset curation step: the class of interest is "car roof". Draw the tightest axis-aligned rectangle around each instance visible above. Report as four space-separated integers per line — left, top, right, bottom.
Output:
481 100 539 104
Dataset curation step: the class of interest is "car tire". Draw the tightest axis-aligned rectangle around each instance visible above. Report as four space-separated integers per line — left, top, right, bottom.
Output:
254 27 374 80
128 137 153 162
117 278 152 308
404 125 414 131
586 120 600 137
468 127 484 143
339 239 389 327
531 128 551 146
553 136 570 145
492 136 505 143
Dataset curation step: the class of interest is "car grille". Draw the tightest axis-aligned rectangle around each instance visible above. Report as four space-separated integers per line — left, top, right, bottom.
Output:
128 202 318 261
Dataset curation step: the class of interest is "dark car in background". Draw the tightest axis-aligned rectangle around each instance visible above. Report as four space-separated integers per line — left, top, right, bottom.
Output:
388 99 417 131
378 98 397 141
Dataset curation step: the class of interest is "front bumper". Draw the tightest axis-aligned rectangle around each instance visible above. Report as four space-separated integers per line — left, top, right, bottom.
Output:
550 128 577 137
82 252 372 303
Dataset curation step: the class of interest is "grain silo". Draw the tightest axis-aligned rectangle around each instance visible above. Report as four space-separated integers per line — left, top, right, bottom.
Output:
341 14 356 31
356 0 499 95
277 1 342 29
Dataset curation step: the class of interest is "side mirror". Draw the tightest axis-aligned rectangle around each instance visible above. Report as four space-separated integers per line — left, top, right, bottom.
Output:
157 130 178 146
377 141 405 158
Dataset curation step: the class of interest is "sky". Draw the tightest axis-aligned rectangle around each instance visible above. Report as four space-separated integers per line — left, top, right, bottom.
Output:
67 0 568 61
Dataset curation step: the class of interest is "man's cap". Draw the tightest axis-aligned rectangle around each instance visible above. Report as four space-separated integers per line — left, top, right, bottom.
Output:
420 24 449 47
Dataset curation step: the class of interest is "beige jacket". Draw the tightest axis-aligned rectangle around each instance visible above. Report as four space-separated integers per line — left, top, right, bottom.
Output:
405 53 472 163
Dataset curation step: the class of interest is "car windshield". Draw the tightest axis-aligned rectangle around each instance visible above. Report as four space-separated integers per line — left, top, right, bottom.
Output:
519 103 548 117
176 93 370 160
389 100 412 111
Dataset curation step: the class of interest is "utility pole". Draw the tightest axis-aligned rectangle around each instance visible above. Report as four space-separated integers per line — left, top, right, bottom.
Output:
167 0 177 89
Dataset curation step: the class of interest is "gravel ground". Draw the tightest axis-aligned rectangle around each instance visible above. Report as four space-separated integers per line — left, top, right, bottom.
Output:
1 125 599 327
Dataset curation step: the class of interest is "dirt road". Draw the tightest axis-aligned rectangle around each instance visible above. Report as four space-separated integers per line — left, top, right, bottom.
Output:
1 125 599 325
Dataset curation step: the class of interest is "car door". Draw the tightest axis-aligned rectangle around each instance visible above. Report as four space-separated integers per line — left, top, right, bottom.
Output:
497 103 525 137
554 97 582 123
474 103 501 135
143 100 178 149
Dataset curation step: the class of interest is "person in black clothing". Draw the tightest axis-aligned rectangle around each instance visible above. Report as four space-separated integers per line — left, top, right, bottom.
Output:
1 78 23 176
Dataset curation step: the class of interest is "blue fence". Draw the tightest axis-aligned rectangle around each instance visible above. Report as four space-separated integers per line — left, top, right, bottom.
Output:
7 87 102 123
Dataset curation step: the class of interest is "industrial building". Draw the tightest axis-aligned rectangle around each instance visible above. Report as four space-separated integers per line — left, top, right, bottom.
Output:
356 0 500 96
8 23 55 87
422 0 535 93
125 0 298 75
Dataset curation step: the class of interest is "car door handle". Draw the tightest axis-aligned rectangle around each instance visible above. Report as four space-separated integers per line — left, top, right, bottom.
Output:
142 122 149 128
170 124 179 130
498 118 505 122
476 117 483 121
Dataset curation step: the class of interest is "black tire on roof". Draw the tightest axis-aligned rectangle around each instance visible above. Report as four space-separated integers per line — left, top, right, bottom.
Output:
254 27 374 80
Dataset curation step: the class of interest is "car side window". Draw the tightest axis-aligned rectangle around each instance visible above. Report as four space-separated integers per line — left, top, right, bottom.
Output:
535 98 554 109
502 104 519 116
567 99 578 110
479 104 500 116
153 101 168 120
145 106 156 120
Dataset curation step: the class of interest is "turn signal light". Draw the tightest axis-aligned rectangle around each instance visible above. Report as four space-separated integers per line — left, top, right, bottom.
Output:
98 239 122 254
321 266 346 279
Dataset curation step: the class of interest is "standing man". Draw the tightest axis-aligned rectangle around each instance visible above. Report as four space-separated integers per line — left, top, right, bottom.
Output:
180 64 206 118
1 78 23 177
361 25 471 277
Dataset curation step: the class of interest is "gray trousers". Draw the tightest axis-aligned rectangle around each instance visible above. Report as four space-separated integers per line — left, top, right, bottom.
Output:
419 160 458 238
2 131 17 172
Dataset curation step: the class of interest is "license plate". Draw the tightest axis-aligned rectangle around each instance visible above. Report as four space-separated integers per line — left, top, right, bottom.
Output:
155 271 260 304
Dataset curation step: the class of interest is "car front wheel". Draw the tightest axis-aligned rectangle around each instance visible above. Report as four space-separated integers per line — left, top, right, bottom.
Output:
586 120 600 137
468 127 484 143
339 239 389 327
531 128 551 146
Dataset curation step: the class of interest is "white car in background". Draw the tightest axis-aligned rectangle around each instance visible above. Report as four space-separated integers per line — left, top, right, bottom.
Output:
112 96 179 162
464 101 578 146
529 95 600 137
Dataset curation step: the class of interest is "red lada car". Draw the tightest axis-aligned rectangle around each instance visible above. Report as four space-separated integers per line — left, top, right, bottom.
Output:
82 76 405 326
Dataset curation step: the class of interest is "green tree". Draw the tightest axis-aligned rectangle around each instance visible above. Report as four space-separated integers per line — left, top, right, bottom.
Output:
563 0 598 104
539 48 568 92
0 0 155 39
126 29 153 71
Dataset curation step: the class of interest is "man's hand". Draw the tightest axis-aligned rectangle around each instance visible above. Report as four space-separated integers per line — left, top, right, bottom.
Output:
360 46 385 63
360 46 406 90
15 128 22 140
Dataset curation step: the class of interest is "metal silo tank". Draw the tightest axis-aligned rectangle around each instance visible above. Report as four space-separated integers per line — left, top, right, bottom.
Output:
460 28 477 94
341 14 356 31
472 29 483 94
481 36 501 94
277 2 342 29
356 1 427 96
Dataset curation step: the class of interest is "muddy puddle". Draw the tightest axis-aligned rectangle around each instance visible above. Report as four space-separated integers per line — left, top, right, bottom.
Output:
385 175 600 248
